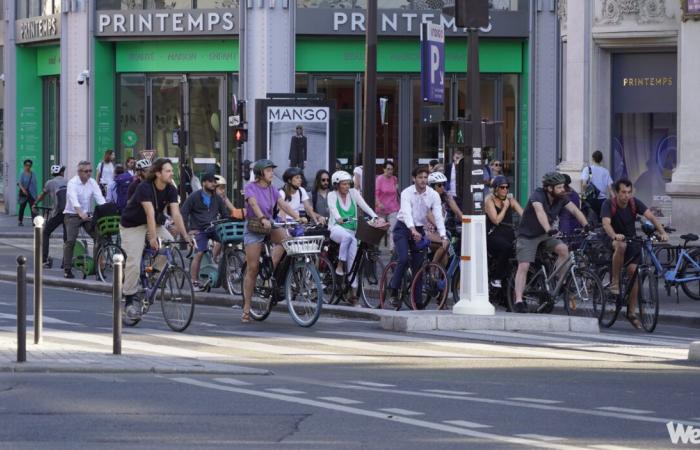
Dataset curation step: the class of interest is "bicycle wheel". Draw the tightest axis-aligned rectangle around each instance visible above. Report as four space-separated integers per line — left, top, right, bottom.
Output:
411 263 449 310
359 252 385 308
316 255 336 304
506 265 548 313
96 243 125 283
638 269 659 333
159 265 195 332
679 248 700 300
241 262 273 321
597 266 621 328
286 260 323 327
378 261 411 310
563 268 603 317
223 247 245 296
450 269 460 308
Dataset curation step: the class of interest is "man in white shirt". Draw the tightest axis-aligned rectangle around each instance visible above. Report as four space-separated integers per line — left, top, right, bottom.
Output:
581 150 613 220
63 161 106 278
388 166 449 307
96 150 115 195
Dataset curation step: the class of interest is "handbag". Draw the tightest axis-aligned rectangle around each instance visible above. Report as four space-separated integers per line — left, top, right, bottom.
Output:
582 166 601 203
246 185 274 235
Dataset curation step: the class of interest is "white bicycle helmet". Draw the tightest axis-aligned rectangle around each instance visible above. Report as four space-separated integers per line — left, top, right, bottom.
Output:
331 170 353 185
50 165 64 175
135 159 152 170
428 171 448 185
214 175 226 185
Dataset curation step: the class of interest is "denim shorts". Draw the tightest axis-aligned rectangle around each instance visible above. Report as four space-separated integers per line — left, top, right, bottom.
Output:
243 223 267 246
194 229 219 253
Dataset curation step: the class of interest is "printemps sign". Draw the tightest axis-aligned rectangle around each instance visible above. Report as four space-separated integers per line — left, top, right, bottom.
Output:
96 9 238 36
16 14 60 44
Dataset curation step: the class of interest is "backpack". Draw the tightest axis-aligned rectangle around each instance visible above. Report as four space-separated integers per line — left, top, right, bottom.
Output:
610 196 636 217
582 166 601 203
54 186 67 215
114 173 133 211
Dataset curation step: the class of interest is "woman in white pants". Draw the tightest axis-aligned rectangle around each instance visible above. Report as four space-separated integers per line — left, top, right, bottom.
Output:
327 171 380 301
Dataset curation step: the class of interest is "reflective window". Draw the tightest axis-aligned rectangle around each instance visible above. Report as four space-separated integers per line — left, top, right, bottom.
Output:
317 77 355 162
118 74 147 160
296 74 309 94
96 0 239 9
15 0 60 18
297 0 518 10
412 77 451 166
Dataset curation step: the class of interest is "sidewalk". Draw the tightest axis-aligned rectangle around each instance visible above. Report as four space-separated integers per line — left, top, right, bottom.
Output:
0 212 64 239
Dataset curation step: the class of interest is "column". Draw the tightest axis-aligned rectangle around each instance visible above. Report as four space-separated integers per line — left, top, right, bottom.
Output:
666 19 700 234
242 0 296 161
3 0 18 214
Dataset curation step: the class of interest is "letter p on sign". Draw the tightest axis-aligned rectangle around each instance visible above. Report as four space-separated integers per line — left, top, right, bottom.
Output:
420 22 445 104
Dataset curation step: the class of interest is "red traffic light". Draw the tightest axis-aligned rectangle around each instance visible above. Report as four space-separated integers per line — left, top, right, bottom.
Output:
235 128 248 143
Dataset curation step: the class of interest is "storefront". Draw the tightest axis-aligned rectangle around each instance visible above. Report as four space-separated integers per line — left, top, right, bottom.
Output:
94 9 239 194
295 1 529 192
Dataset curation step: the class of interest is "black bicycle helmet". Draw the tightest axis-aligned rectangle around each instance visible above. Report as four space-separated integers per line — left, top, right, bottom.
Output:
542 171 567 187
283 167 304 184
253 159 277 177
562 173 572 186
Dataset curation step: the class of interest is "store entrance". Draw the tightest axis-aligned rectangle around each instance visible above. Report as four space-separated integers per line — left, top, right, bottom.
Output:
43 76 60 182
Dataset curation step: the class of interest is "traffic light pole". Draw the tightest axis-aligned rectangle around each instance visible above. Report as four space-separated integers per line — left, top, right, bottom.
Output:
361 0 377 207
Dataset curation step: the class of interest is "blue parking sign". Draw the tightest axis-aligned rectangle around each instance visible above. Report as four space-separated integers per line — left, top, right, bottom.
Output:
420 22 445 104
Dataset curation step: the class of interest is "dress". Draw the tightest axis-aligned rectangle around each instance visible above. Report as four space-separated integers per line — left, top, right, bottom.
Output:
486 200 515 281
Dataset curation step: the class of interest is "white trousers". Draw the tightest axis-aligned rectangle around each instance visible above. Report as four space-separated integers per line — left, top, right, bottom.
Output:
120 224 173 296
330 224 358 287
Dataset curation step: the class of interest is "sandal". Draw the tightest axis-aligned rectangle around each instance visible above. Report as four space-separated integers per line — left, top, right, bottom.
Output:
241 310 251 324
626 314 642 330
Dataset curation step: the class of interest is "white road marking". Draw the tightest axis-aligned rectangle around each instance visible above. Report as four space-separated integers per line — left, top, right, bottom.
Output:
516 434 567 442
44 309 81 313
318 397 363 405
213 377 253 386
353 381 396 388
443 420 492 429
423 389 475 396
0 313 83 326
595 407 653 415
588 445 643 450
265 388 306 395
379 408 424 416
173 377 587 450
508 397 563 405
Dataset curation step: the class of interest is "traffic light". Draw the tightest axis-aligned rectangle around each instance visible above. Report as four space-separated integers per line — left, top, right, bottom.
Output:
236 100 247 124
234 127 248 144
455 0 489 29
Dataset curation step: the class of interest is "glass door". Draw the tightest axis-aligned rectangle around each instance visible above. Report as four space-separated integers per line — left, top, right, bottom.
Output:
188 75 225 180
150 75 185 161
43 76 60 182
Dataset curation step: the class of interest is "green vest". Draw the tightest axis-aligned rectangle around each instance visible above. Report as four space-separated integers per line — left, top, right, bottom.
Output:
336 195 357 231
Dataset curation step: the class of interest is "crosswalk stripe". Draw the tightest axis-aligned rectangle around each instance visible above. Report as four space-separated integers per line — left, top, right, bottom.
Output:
508 397 563 405
354 381 396 387
443 420 492 429
423 389 475 396
265 388 306 395
318 396 363 405
516 434 567 442
595 407 653 415
213 377 253 386
378 408 424 416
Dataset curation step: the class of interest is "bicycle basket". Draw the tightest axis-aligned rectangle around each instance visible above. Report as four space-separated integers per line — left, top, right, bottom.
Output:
215 221 245 243
356 219 387 247
97 215 120 237
282 236 325 255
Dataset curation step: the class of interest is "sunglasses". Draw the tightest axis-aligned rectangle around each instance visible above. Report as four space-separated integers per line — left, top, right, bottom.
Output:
492 163 502 167
498 185 509 189
80 169 93 173
321 178 329 182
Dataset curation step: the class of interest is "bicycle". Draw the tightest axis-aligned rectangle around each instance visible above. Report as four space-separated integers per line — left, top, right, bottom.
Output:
94 215 126 283
651 231 700 302
188 219 246 295
122 239 195 332
506 231 604 317
240 222 325 327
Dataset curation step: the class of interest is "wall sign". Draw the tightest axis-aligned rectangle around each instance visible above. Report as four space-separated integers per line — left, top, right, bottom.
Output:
16 14 60 44
420 22 445 104
612 53 677 114
96 9 238 36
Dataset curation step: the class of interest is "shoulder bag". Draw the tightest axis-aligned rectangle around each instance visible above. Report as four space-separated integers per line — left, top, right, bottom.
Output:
246 186 274 235
582 166 601 203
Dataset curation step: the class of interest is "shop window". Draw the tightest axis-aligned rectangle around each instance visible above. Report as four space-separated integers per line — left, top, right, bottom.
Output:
96 0 144 9
296 74 309 94
144 0 191 9
411 77 451 166
501 74 518 182
296 0 518 10
194 0 238 7
15 0 59 18
316 77 355 163
118 74 147 160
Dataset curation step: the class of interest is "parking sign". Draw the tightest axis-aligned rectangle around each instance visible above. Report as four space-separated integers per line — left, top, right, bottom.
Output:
420 22 445 104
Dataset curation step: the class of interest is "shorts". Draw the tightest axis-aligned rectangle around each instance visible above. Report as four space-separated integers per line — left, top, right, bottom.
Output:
623 240 642 265
193 229 219 253
516 235 564 263
243 223 267 246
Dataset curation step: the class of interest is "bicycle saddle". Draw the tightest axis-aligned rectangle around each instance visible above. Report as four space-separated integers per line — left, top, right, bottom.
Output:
680 233 698 242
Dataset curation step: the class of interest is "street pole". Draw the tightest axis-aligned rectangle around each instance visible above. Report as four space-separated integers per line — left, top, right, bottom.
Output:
362 0 377 207
453 27 494 316
33 215 45 343
17 256 27 363
112 253 123 355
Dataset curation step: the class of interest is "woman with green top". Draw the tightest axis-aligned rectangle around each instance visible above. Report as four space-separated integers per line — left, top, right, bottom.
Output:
327 171 380 290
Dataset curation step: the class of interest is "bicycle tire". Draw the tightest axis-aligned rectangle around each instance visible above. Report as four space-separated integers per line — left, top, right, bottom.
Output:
359 252 384 308
96 243 125 283
223 248 245 296
679 248 700 300
506 265 548 313
286 261 323 327
597 266 620 328
378 261 411 310
410 263 449 310
316 255 337 305
563 268 603 317
638 269 659 333
241 261 273 321
159 265 195 332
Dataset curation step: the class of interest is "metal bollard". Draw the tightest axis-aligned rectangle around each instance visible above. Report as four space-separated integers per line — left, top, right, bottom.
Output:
17 256 27 363
113 253 124 355
33 216 45 344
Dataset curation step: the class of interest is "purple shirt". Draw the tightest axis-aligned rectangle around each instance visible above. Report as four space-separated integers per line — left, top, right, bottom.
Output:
245 182 278 220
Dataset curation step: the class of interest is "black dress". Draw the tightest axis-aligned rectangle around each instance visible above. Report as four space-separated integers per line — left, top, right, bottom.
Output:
486 200 515 281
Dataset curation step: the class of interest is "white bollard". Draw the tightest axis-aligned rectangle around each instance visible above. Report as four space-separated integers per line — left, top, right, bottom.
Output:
452 214 495 315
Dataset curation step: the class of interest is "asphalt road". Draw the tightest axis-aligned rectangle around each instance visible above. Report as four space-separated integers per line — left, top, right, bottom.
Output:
0 282 698 449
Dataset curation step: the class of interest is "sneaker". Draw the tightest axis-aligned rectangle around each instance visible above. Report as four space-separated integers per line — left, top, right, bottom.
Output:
192 281 206 292
388 289 400 308
514 301 528 313
43 259 53 269
609 284 620 295
124 295 141 319
490 279 502 289
64 270 75 279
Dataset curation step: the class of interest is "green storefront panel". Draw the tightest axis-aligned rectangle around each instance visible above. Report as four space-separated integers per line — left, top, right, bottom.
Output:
296 38 523 73
37 45 60 77
116 40 239 72
94 40 116 162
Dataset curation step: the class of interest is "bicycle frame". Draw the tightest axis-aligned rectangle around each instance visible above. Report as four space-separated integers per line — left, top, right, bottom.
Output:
140 246 178 303
525 252 576 300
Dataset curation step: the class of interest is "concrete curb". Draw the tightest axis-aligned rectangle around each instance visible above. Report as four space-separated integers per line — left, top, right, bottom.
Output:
0 232 62 239
0 363 273 375
689 341 700 361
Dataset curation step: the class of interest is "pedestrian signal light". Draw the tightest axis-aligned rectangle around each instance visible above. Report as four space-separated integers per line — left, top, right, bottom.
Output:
235 128 248 143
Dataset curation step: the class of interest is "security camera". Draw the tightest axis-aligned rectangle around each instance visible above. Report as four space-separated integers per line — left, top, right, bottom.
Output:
76 70 90 85
0 73 5 83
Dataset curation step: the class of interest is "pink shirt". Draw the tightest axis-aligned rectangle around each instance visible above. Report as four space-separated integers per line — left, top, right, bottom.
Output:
375 175 400 215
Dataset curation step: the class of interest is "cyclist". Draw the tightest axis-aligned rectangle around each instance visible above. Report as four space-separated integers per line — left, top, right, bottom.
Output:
127 159 152 199
512 172 589 313
213 175 237 216
387 166 448 308
425 171 462 267
311 170 331 220
63 161 106 279
327 170 382 304
180 172 230 291
33 165 67 268
242 159 307 323
279 167 326 225
484 175 523 288
119 158 192 319
601 178 668 329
